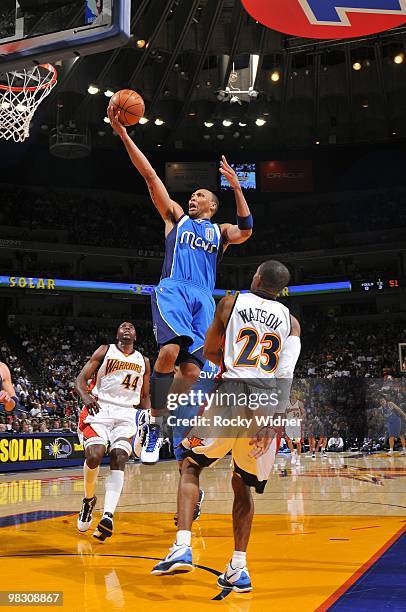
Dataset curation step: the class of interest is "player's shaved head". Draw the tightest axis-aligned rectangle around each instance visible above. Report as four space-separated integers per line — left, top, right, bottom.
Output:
251 260 290 296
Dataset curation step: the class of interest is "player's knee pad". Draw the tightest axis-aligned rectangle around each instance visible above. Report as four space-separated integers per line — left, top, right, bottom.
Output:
110 439 132 456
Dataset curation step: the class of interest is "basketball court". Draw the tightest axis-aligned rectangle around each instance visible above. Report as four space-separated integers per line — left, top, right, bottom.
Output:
1 453 405 610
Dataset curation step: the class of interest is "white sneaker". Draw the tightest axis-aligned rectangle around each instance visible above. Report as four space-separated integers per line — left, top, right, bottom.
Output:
140 424 163 464
387 450 394 456
217 562 252 593
133 411 148 458
77 496 97 532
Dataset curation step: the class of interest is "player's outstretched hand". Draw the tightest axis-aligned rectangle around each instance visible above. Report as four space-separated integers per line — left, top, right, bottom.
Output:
219 155 240 189
249 426 275 458
107 104 127 139
84 394 102 416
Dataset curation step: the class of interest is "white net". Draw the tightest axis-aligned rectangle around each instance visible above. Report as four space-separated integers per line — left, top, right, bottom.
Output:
0 64 57 142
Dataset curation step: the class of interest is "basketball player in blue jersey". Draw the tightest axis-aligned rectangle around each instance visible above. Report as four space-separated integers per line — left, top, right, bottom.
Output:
108 106 253 464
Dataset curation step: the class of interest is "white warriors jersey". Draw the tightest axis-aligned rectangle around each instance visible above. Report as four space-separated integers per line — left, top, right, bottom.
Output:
222 292 291 379
286 399 302 421
92 344 145 408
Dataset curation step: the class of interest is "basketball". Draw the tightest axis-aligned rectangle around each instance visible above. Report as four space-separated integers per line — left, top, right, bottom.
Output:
109 89 145 126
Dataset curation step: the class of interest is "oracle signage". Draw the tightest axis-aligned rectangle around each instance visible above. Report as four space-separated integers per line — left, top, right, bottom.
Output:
260 160 313 192
241 0 406 39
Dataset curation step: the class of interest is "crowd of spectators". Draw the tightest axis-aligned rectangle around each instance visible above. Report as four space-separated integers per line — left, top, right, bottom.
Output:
1 184 406 257
0 314 404 451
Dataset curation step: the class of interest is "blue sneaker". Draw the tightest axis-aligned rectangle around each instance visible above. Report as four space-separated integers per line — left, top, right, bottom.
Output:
151 544 193 575
217 562 252 593
140 424 163 465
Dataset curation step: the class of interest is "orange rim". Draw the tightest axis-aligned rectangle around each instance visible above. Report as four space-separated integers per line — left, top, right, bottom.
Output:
0 64 57 93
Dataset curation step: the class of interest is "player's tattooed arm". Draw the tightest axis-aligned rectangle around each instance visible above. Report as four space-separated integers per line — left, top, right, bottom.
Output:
75 345 108 415
107 108 183 224
203 295 236 366
139 356 151 410
145 175 183 225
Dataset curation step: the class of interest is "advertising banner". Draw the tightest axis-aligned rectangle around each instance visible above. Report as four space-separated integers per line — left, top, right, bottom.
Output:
0 433 88 472
260 160 313 193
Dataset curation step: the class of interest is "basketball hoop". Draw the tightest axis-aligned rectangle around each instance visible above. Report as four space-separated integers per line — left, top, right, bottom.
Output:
0 64 57 142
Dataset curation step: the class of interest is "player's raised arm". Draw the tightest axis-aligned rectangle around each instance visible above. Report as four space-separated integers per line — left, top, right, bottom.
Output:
108 106 183 224
219 155 253 249
75 345 108 415
203 296 236 365
0 363 17 412
140 356 151 410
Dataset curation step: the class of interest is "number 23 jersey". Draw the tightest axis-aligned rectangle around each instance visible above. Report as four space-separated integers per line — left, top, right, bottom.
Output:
222 292 291 379
92 344 146 408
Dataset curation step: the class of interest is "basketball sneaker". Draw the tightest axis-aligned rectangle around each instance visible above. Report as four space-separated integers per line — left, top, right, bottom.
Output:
77 496 97 532
311 451 316 460
133 410 148 458
217 562 252 593
151 544 193 575
93 512 113 542
140 424 163 464
174 489 205 526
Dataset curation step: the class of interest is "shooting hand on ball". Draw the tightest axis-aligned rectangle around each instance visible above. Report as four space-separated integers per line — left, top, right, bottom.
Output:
108 104 127 139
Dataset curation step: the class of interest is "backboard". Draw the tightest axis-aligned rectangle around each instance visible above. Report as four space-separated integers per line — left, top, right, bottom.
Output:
0 0 130 71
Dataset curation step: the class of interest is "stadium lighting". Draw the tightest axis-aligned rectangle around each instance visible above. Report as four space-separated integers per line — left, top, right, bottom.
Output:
255 118 266 126
223 119 233 127
136 39 146 48
239 121 247 127
103 116 110 124
104 89 114 98
394 53 404 64
352 62 362 71
271 70 280 82
139 117 149 124
154 118 165 126
88 84 99 95
204 121 214 128
315 140 320 145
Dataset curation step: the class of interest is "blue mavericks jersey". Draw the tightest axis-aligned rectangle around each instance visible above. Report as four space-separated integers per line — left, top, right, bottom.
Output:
161 215 223 292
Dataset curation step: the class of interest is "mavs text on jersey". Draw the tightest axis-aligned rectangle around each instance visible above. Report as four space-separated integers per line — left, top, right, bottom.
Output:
151 215 223 366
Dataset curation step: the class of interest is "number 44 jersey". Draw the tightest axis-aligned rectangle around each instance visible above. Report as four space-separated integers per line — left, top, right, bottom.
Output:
92 344 146 408
222 292 291 379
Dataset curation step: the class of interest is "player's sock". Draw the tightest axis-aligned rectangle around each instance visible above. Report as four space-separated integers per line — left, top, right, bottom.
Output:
103 470 124 515
151 370 175 413
176 530 191 547
84 462 99 498
231 551 247 568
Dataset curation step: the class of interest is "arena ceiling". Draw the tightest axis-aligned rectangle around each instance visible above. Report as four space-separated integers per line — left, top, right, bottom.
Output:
40 0 406 152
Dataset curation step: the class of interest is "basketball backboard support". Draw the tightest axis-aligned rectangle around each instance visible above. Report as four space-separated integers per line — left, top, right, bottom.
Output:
0 0 130 71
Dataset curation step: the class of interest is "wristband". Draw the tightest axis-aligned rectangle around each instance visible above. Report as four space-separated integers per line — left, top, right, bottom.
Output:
237 214 253 230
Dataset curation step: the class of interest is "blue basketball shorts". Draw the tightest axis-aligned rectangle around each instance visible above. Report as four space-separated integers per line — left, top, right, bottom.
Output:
151 278 215 366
